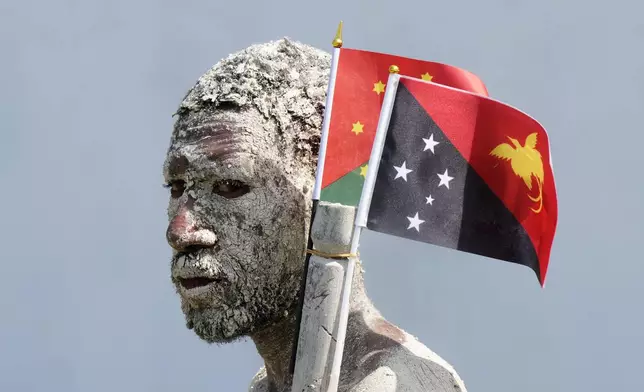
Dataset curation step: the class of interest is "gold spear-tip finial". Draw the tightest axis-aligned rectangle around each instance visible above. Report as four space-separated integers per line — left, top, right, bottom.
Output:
332 21 343 48
389 65 400 74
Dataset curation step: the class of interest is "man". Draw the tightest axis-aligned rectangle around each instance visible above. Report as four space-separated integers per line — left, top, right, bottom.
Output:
163 38 467 392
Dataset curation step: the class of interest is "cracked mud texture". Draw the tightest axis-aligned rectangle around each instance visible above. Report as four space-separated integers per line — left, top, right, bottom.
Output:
164 38 331 347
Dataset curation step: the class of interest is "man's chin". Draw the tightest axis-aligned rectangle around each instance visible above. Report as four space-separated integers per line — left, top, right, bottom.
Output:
182 305 253 344
189 321 246 345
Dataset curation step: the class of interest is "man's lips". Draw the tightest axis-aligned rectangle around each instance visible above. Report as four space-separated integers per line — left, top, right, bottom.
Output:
173 250 226 291
178 276 220 290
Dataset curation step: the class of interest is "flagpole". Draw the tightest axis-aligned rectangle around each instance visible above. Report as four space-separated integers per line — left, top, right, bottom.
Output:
312 20 343 201
289 21 344 376
354 66 400 228
325 66 401 392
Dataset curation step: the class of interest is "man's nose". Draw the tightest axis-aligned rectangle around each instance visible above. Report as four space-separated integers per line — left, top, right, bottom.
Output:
166 206 217 252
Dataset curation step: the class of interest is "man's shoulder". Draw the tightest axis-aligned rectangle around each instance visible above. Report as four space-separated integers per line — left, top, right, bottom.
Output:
384 332 467 391
248 320 467 392
346 317 467 392
346 343 466 392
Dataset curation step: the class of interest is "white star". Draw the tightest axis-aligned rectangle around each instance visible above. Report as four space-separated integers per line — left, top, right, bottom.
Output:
393 161 413 181
422 133 440 153
425 195 434 205
437 169 454 189
407 212 425 232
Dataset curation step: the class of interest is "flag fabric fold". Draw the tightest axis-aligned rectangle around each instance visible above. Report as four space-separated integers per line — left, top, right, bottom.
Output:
361 75 557 285
319 48 489 206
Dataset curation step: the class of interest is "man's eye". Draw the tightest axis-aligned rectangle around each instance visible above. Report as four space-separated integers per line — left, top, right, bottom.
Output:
165 180 186 198
213 179 250 199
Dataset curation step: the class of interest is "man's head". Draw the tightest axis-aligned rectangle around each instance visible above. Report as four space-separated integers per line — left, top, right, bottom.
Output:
162 39 330 343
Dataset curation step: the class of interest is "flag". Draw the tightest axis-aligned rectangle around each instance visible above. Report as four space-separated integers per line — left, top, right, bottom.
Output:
359 75 558 285
318 48 489 206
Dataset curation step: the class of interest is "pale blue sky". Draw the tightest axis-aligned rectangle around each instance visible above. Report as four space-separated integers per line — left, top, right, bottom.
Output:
2 0 643 391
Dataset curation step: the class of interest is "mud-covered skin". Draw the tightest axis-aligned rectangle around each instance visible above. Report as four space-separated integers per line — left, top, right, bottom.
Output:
163 38 467 391
165 108 313 342
248 270 467 392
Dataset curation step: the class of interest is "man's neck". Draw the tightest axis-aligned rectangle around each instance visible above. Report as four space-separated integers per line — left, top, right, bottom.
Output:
250 315 297 390
250 262 374 391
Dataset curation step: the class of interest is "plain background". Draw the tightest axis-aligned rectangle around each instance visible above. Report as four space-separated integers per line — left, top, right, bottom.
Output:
2 0 643 390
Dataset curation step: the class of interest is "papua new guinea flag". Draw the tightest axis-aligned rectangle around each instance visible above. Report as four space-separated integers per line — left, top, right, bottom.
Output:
319 48 488 206
364 76 558 285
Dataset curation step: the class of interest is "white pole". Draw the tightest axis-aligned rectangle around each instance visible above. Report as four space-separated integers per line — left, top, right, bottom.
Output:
312 22 343 201
325 70 401 392
353 71 400 228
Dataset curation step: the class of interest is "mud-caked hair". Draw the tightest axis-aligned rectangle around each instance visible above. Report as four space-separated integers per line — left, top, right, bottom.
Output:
173 38 331 175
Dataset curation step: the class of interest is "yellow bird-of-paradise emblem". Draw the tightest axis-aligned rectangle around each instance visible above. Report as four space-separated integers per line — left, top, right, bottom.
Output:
490 132 544 213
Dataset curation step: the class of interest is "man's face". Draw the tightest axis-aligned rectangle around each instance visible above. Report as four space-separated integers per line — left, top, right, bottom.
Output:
163 107 313 343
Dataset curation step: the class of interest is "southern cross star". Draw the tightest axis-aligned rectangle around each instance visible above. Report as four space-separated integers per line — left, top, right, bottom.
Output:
393 161 413 181
422 133 439 153
407 212 424 231
437 169 454 189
